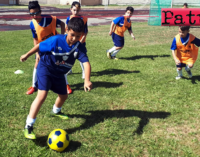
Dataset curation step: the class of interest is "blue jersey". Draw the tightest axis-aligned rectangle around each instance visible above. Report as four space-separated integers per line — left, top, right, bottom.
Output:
30 15 61 39
171 33 200 50
66 16 88 34
113 16 132 31
38 34 88 77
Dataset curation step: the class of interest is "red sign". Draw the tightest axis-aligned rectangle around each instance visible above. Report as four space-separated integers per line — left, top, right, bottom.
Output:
161 8 200 26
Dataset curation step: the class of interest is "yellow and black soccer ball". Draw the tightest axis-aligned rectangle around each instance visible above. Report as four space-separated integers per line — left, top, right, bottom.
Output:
47 129 70 152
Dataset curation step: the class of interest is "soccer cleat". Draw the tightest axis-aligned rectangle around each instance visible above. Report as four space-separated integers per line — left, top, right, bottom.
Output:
175 76 182 80
106 50 112 59
24 125 36 139
67 84 72 94
185 68 192 78
111 56 119 60
26 87 37 95
50 111 69 120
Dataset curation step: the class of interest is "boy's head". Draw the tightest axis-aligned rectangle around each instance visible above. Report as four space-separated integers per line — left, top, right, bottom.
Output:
125 6 134 18
179 26 190 38
67 18 84 45
70 1 81 16
28 1 41 21
183 3 188 8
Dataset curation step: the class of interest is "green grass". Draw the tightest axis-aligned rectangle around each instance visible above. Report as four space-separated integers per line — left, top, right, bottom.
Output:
1 23 200 156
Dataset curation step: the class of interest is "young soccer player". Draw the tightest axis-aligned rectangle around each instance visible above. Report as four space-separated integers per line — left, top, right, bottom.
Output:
26 1 73 95
20 18 92 139
171 26 200 80
65 1 88 79
107 6 135 60
183 3 188 8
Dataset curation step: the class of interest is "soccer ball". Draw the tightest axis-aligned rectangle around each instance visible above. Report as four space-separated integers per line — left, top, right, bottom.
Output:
47 129 70 152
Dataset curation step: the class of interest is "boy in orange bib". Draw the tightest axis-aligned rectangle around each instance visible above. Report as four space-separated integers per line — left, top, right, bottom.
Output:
107 6 135 60
27 1 66 95
171 26 200 80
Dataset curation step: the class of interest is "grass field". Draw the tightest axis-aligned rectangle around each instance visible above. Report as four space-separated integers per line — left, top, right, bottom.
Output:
1 23 200 156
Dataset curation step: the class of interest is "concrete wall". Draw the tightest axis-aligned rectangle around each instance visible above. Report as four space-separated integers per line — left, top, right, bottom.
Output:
0 0 19 5
81 0 102 6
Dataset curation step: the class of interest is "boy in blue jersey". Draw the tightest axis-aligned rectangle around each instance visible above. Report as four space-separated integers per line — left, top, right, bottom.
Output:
65 1 88 80
20 18 92 139
107 7 135 60
26 1 67 95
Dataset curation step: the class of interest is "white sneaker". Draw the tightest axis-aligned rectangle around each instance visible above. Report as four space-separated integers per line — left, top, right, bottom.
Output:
176 76 182 80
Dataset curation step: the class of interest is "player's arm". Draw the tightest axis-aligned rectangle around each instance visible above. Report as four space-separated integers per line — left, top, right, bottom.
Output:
83 62 92 92
20 44 40 62
171 38 180 64
59 20 65 35
80 22 88 43
109 21 115 36
128 30 135 40
191 37 200 47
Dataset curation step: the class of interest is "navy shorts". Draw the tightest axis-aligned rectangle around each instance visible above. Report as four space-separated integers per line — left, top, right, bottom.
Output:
112 33 124 47
176 63 186 68
36 72 67 95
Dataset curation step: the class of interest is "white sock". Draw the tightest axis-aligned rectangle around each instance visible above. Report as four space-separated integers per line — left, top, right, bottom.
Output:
32 68 37 87
80 62 85 79
111 49 120 57
177 69 182 76
25 115 36 128
64 74 68 85
53 104 61 114
108 46 116 53
185 65 191 71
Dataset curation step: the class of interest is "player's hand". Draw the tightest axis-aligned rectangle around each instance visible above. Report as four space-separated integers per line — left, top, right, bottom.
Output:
84 81 92 92
20 54 28 62
175 59 180 65
36 53 40 62
109 31 112 36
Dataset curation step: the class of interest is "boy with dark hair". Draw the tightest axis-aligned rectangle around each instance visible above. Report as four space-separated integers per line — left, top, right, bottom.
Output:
107 6 135 60
20 18 92 139
26 1 66 95
65 1 88 81
171 26 200 80
183 3 188 8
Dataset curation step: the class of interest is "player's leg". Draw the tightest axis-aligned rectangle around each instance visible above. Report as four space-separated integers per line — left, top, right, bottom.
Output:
51 93 69 119
176 63 185 80
185 64 193 78
24 90 48 139
26 60 38 95
65 74 72 94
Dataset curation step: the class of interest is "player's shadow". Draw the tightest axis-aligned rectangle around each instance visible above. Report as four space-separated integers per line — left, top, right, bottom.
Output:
71 81 123 90
70 69 140 77
120 55 170 61
182 75 200 84
66 109 171 135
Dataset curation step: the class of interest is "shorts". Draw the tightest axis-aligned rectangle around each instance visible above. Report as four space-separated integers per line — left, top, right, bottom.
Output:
112 33 124 47
36 70 67 95
176 63 186 68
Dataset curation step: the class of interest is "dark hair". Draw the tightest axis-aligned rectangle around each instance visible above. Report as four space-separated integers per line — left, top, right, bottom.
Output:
179 26 190 31
183 3 188 7
28 1 41 11
68 18 84 32
126 6 134 13
71 1 81 9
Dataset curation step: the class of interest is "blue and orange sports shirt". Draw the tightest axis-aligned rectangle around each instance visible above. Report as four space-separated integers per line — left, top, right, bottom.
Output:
113 16 132 37
30 15 61 39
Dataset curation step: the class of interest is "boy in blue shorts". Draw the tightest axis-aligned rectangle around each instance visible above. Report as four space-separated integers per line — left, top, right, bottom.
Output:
26 1 69 95
20 18 92 139
65 1 88 80
171 26 200 80
107 6 135 60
